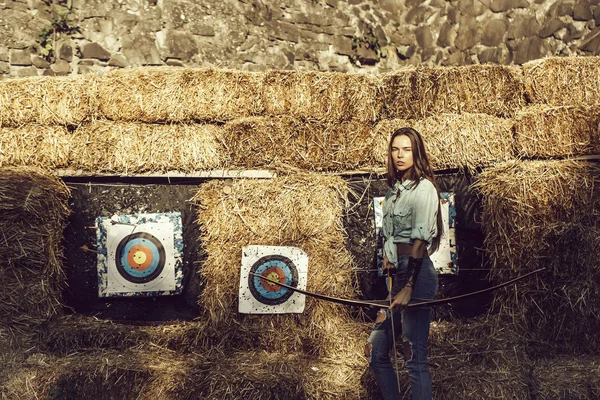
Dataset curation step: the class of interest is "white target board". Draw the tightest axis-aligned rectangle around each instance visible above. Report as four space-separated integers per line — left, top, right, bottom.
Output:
96 212 184 297
239 245 308 314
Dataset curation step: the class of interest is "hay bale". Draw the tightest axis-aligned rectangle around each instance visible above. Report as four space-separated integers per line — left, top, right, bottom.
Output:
514 105 600 158
0 75 96 127
41 315 210 355
0 167 70 334
474 160 600 352
428 318 531 400
262 70 382 123
97 67 264 123
0 350 184 400
0 125 72 169
71 120 227 173
190 174 366 358
222 116 375 172
190 350 368 400
382 65 525 119
1 348 370 400
372 114 514 171
524 56 600 106
532 354 600 399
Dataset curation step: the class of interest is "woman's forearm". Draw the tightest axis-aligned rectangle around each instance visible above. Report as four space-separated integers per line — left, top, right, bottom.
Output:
410 239 427 259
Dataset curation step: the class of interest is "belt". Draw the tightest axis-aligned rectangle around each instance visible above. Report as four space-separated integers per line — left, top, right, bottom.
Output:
396 242 413 256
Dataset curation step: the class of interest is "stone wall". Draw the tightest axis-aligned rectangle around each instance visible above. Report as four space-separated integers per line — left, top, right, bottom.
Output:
1 0 599 77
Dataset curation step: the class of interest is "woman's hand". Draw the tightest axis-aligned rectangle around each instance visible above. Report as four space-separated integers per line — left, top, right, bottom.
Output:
382 254 395 274
390 285 413 310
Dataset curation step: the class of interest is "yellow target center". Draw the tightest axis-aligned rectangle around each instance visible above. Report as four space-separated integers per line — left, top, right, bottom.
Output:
133 251 147 265
265 272 281 287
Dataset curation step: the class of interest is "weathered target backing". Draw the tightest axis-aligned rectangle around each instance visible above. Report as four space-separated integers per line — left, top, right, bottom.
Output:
96 212 184 297
239 245 308 314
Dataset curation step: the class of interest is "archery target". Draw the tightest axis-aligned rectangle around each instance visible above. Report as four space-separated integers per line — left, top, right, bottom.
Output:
97 212 184 297
239 245 308 314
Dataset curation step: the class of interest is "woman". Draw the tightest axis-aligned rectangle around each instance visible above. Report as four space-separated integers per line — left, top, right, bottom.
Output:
366 127 443 400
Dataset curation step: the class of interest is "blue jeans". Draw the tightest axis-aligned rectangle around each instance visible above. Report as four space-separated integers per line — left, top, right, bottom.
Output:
367 254 438 400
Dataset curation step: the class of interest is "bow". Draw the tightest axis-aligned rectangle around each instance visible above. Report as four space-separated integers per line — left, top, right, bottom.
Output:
249 268 545 309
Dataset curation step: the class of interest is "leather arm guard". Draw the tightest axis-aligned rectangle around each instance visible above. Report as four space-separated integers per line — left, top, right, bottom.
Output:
404 256 423 288
391 256 423 294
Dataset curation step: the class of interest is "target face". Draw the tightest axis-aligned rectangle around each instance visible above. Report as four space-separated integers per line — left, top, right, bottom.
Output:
249 255 298 305
96 212 184 297
239 245 308 314
116 232 166 283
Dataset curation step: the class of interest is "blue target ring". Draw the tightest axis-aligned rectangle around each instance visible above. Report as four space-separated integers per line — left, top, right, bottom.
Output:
249 255 298 305
116 232 165 284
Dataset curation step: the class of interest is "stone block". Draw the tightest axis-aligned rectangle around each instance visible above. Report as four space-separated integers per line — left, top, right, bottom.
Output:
512 36 549 64
0 61 9 74
110 10 139 34
540 18 565 38
356 43 379 65
192 24 215 36
437 23 457 47
271 21 300 43
595 5 600 26
482 19 508 46
9 49 31 66
455 23 480 50
564 23 586 41
51 59 71 74
554 1 574 17
405 5 435 25
458 0 486 17
478 47 511 64
15 66 38 77
573 0 593 21
108 54 129 68
79 59 96 66
42 69 57 76
508 15 541 39
299 29 319 41
81 42 111 61
31 56 49 69
159 30 198 62
333 35 353 56
59 42 73 62
0 48 8 62
165 58 185 67
490 0 529 12
581 29 600 54
415 25 433 49
374 25 388 46
122 28 162 66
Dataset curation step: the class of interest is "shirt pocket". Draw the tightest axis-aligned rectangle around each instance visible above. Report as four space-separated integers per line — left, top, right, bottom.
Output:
391 206 411 233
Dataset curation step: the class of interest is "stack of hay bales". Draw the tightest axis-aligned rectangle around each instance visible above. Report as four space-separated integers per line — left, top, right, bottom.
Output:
474 56 600 399
2 56 600 399
0 167 70 399
189 173 371 398
0 167 70 335
373 65 524 173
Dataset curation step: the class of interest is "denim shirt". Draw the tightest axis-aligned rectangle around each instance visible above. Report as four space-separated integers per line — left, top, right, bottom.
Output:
382 178 439 265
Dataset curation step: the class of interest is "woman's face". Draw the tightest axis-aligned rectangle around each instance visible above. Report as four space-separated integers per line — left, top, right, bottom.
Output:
391 134 414 174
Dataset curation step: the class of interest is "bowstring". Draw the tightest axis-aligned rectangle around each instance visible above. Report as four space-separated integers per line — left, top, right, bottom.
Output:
387 273 402 395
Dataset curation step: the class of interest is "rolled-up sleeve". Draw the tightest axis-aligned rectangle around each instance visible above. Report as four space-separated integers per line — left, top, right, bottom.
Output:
410 184 439 244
